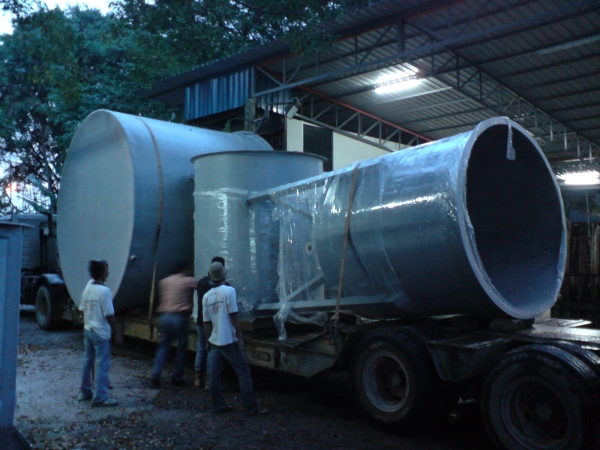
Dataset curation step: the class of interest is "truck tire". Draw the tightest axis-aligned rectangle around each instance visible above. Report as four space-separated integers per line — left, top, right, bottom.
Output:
351 327 444 432
482 345 600 450
552 340 600 379
35 285 57 331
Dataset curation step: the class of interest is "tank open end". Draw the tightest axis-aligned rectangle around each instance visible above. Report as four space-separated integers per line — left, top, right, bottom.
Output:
463 120 566 319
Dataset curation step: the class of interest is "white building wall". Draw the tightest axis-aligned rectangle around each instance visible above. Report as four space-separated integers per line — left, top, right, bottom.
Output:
286 119 304 153
332 133 392 170
286 118 404 170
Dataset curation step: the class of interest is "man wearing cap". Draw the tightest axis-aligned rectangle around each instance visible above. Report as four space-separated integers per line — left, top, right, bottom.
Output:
193 256 230 389
203 261 267 415
77 259 122 407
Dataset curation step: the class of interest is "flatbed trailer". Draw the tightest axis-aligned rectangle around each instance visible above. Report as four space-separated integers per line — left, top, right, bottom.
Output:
246 315 600 450
61 301 600 449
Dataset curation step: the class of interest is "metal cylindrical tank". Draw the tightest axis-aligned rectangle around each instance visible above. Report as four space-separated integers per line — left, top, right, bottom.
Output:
192 151 323 310
266 117 566 319
58 110 272 312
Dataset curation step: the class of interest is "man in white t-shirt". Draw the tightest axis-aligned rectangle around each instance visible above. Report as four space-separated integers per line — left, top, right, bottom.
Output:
77 260 122 407
203 261 267 415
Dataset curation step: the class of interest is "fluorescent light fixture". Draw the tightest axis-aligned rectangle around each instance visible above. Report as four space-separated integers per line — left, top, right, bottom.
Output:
557 170 600 186
375 78 422 94
283 98 301 119
537 34 600 55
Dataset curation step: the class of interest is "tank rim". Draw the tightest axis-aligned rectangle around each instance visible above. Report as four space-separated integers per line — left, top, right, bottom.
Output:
191 150 327 164
455 116 567 319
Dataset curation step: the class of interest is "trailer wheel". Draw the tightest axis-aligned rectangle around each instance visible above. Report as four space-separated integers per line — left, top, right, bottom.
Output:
552 341 600 378
351 327 443 432
35 285 57 331
482 345 600 450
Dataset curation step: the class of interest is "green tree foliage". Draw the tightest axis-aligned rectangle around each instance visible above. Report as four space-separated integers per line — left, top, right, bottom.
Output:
0 0 368 213
0 5 177 213
112 0 370 84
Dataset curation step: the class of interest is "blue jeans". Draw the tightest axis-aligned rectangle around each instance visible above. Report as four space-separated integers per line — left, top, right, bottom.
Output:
151 313 189 382
208 342 258 414
81 329 111 404
195 325 207 372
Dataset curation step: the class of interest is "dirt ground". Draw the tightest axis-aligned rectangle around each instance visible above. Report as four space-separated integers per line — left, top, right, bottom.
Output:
15 309 492 450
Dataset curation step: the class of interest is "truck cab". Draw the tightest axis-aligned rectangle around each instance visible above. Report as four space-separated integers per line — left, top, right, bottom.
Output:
0 213 69 329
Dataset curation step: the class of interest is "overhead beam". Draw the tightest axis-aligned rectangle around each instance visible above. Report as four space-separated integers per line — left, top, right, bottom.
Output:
547 100 600 114
265 87 433 151
533 86 600 102
398 106 489 125
418 120 482 134
252 0 596 98
517 71 600 91
497 52 600 79
401 27 600 156
562 113 600 124
247 0 599 157
282 0 539 77
386 97 476 117
450 6 600 57
295 85 430 144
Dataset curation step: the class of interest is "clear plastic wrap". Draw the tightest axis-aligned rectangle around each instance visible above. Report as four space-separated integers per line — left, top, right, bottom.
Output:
264 118 566 335
272 182 327 305
270 181 330 339
273 304 328 341
192 151 324 317
194 188 279 312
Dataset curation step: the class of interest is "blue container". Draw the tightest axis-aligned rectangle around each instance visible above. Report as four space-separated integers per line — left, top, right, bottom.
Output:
0 222 30 449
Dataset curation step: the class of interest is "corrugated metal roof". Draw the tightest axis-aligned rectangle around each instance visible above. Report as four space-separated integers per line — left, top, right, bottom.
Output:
185 67 251 120
146 0 600 160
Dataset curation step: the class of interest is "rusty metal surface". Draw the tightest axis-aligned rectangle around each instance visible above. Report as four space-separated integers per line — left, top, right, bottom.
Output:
426 318 600 381
244 332 337 377
427 334 513 381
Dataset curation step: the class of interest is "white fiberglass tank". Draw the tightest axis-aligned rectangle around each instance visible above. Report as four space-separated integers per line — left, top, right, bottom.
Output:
57 110 272 312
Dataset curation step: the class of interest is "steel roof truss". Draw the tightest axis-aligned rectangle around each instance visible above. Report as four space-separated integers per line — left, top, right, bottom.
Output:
253 1 596 98
280 89 429 151
249 0 599 158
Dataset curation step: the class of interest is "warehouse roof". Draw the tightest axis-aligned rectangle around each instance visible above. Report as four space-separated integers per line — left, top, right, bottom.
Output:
144 0 600 161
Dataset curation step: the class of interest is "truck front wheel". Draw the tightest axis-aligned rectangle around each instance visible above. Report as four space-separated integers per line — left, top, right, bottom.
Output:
351 327 444 432
482 345 600 450
35 285 57 330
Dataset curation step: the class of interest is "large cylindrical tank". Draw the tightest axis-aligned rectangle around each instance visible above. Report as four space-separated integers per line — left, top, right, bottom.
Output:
263 117 566 319
58 110 272 312
192 151 324 311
